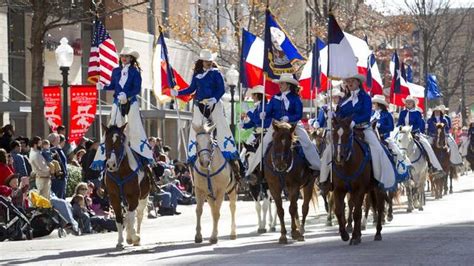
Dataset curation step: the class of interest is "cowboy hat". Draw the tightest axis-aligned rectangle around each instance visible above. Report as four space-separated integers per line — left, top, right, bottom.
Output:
432 105 442 112
372 94 389 107
119 47 140 59
343 73 366 83
438 104 449 112
402 95 419 105
247 85 266 96
198 49 217 61
273 73 299 86
331 88 345 98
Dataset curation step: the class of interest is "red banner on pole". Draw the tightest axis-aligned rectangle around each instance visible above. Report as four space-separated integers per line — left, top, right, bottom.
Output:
69 85 97 145
42 86 62 132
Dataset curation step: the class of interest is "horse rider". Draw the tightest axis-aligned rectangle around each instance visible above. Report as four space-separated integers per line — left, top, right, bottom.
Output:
371 94 410 179
170 49 243 179
239 85 271 154
245 73 321 177
397 95 444 175
309 87 345 130
319 74 396 190
92 47 154 170
427 105 463 166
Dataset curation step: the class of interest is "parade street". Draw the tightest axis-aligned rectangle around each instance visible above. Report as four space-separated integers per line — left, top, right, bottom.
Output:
1 176 473 265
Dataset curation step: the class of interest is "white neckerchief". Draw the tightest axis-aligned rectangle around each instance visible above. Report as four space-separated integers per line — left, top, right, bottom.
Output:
371 109 381 122
435 115 441 123
196 68 217 79
281 90 291 110
405 108 416 126
119 64 130 88
253 101 261 112
350 89 360 106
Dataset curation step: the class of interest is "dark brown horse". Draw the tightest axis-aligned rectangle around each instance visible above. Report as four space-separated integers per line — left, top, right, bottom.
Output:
264 121 316 244
331 117 385 245
431 123 456 198
103 124 151 249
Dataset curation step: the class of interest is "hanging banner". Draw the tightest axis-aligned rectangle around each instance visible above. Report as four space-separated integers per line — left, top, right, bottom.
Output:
69 85 97 145
42 86 62 132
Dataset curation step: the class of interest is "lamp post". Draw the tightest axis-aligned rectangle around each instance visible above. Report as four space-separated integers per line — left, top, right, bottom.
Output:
55 37 74 147
226 64 239 136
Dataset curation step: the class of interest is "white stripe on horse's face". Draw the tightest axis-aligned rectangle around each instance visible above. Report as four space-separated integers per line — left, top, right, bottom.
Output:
112 133 118 144
336 127 344 163
107 152 118 172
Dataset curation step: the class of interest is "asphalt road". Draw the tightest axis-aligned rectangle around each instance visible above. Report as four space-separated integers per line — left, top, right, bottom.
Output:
1 174 473 265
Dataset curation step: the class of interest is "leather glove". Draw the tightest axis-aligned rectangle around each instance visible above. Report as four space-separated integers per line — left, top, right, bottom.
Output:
281 116 289 122
118 92 127 104
259 111 266 120
170 89 178 97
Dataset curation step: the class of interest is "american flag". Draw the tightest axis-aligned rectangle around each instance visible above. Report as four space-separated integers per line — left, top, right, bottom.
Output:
87 20 119 85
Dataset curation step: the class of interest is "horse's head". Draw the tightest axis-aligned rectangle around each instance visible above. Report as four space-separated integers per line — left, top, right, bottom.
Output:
193 121 216 168
103 123 127 172
435 123 447 149
396 125 413 154
271 121 296 173
332 117 353 165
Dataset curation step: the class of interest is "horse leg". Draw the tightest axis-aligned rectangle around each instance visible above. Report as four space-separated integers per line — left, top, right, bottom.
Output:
268 195 277 232
209 191 223 244
289 187 301 241
228 189 238 240
134 198 148 245
374 188 385 241
125 209 139 245
387 192 394 222
261 196 270 233
111 197 124 249
349 190 364 246
406 180 414 212
449 167 455 194
326 192 334 226
346 195 354 233
361 194 370 231
300 182 314 238
194 190 205 244
255 199 264 233
334 189 349 242
269 183 287 244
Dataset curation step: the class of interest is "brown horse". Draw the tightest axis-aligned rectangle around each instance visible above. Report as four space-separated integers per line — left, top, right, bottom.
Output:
431 123 456 198
331 117 385 245
103 124 151 249
264 121 316 244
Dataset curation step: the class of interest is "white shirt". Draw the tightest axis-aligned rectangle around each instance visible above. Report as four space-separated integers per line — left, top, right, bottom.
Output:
119 64 130 88
350 89 360 106
29 149 50 177
281 90 291 110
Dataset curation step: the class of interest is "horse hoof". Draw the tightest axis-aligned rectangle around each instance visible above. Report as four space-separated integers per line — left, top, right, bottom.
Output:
407 208 413 213
195 235 203 244
346 225 353 233
257 228 267 234
361 225 366 231
374 234 382 241
387 215 393 222
270 227 276 232
209 237 218 244
326 221 333 227
116 243 124 250
297 235 305 241
349 238 361 245
340 231 350 242
291 231 301 240
126 238 133 245
278 236 288 244
419 207 424 211
229 234 237 240
449 189 453 194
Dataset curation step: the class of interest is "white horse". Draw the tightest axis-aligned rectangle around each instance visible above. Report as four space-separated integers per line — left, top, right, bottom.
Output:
395 126 428 212
192 122 238 244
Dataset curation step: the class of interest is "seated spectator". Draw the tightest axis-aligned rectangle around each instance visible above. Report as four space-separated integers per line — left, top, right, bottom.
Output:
49 193 80 235
178 170 193 195
5 174 29 210
71 194 93 234
29 137 51 199
91 187 112 218
0 148 15 186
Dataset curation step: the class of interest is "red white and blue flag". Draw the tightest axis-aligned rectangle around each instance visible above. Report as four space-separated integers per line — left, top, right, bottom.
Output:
364 53 383 96
240 29 279 96
390 52 411 106
299 38 326 99
153 30 191 103
87 20 119 85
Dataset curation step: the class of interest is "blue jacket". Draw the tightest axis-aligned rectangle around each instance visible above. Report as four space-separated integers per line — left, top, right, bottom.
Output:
427 116 449 136
444 115 452 129
104 65 142 103
178 68 225 102
337 89 371 125
397 109 425 134
374 110 394 140
243 101 271 129
11 151 28 177
317 106 328 128
264 91 303 123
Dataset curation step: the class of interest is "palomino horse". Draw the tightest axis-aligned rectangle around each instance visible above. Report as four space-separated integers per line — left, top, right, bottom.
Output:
192 122 238 244
103 124 151 249
242 142 277 233
264 121 317 244
432 123 457 198
396 126 428 212
331 117 385 245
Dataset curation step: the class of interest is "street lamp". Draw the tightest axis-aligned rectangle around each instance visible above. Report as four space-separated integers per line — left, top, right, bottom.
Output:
55 37 74 148
226 64 239 136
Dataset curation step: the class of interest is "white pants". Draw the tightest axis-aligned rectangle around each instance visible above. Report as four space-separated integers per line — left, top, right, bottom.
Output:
35 177 51 200
319 128 396 190
246 122 321 176
188 101 238 162
92 101 153 169
447 135 463 165
419 134 443 171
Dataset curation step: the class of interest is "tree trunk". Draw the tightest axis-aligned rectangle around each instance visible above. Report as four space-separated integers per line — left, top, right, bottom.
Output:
30 2 48 137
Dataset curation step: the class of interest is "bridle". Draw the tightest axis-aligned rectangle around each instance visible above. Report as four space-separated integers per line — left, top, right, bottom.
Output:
271 134 294 173
333 127 354 163
105 130 127 170
195 131 216 164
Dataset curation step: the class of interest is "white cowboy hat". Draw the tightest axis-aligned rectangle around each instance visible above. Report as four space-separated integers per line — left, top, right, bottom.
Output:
198 49 216 61
402 95 419 105
343 73 366 83
438 104 449 112
432 105 442 112
273 73 299 86
331 88 345 98
331 80 343 88
246 85 266 97
372 94 389 107
119 47 139 59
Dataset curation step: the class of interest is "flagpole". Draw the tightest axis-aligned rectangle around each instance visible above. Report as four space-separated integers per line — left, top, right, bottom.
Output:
91 2 103 138
327 13 333 185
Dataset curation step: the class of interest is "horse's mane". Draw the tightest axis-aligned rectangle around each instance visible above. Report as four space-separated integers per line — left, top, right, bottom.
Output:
273 121 298 143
